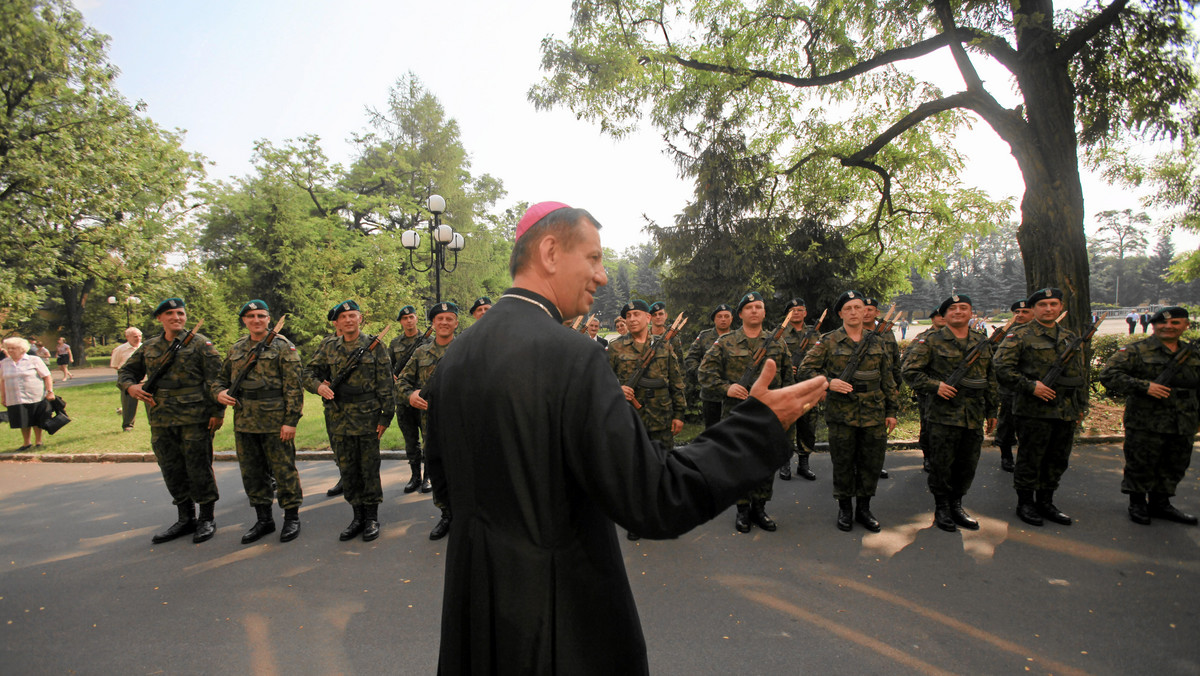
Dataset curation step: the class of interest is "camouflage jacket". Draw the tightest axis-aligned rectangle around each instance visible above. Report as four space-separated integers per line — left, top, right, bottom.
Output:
873 321 903 389
608 334 687 432
798 327 898 426
398 339 451 404
993 321 1088 421
214 333 304 433
650 328 684 368
303 333 394 435
1099 335 1200 434
901 326 998 429
389 331 428 378
782 324 820 382
117 331 224 427
698 328 794 414
685 327 731 402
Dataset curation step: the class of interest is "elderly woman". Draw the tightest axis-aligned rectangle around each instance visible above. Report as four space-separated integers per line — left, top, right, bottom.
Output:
1 337 56 450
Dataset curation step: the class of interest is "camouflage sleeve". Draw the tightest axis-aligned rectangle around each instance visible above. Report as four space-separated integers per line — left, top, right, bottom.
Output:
668 347 686 419
212 351 233 401
1098 344 1147 395
1073 349 1089 413
777 342 795 388
201 340 226 420
797 338 829 382
900 337 938 394
608 341 622 379
684 334 706 379
282 344 304 428
984 344 1000 420
992 335 1034 395
116 345 146 393
303 341 331 394
697 339 727 394
398 347 421 401
373 342 394 428
881 341 899 419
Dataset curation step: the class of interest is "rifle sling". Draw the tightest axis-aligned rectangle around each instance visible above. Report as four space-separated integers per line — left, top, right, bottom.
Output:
634 377 667 389
155 385 204 398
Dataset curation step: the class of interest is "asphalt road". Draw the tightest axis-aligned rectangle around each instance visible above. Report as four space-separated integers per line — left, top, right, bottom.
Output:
1 447 1198 675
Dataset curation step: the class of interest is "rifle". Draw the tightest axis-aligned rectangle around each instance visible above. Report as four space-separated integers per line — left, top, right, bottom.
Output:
795 309 828 355
942 317 1016 389
625 313 686 410
143 319 205 406
576 313 595 334
836 306 897 383
734 311 793 390
1153 341 1196 386
1041 315 1104 388
226 315 287 401
392 325 434 377
327 325 391 397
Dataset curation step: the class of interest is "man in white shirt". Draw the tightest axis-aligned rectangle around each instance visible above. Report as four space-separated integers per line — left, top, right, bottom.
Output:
110 327 143 431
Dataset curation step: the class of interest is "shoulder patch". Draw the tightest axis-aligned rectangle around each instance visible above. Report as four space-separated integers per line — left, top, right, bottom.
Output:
289 345 297 351
205 341 213 346
917 339 926 344
1005 333 1015 339
1118 347 1127 352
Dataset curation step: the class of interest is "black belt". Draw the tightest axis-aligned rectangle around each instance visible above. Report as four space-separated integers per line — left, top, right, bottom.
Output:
636 377 667 389
240 388 283 401
852 381 881 393
1051 376 1085 387
335 391 378 404
337 385 372 396
156 385 203 397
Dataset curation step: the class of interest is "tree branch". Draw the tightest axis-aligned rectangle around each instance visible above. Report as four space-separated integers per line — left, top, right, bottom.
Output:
845 92 974 162
1057 0 1130 61
933 0 984 91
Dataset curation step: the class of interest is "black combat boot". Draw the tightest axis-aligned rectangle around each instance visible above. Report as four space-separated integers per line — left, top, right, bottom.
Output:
855 497 881 532
778 462 792 481
1149 494 1198 525
339 505 364 541
1036 490 1072 525
626 531 641 541
361 504 380 541
326 478 344 497
1128 493 1150 525
949 497 979 530
403 459 422 494
796 453 816 481
879 468 890 479
750 499 777 532
420 460 433 494
241 504 276 544
429 508 452 540
999 447 1014 473
836 499 854 532
280 507 301 542
193 502 217 543
1015 489 1043 526
933 496 957 532
151 502 196 544
734 503 752 533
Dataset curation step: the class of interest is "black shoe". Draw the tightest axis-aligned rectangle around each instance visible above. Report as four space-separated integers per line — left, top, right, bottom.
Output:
403 462 422 494
949 499 979 530
796 454 816 481
855 497 881 532
836 499 853 532
1036 491 1071 525
419 477 433 494
879 468 889 479
280 508 301 542
339 506 364 541
1149 497 1198 525
750 500 777 532
999 448 1014 472
778 464 792 481
626 531 641 541
361 504 380 542
241 504 276 544
922 458 931 473
1128 500 1151 525
326 479 344 497
193 502 217 543
151 502 196 544
429 510 452 540
933 497 956 532
1016 502 1043 526
734 503 752 533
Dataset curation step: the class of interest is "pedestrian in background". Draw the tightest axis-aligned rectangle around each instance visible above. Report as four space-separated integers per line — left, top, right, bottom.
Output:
55 337 73 381
1 337 56 451
109 327 143 431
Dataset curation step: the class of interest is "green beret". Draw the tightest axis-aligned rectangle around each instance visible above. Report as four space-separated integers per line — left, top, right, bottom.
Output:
1010 299 1031 311
648 301 666 314
1027 288 1063 305
710 304 733 320
428 301 459 322
784 298 806 312
621 300 651 318
470 297 493 314
864 297 879 308
239 299 268 317
1151 306 1188 324
930 306 942 319
938 294 972 316
153 297 185 317
328 299 361 322
833 291 864 315
396 305 417 320
736 291 764 316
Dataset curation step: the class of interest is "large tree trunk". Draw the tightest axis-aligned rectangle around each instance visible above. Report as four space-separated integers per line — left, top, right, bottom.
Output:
59 279 94 367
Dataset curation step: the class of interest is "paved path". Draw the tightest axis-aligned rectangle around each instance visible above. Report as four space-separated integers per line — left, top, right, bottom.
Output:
1 446 1197 674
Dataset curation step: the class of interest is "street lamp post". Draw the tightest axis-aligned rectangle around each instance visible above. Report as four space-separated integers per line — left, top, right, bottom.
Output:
401 194 466 303
108 295 141 328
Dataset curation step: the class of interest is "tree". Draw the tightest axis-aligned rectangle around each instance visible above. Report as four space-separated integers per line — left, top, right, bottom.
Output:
1092 208 1150 304
531 0 1199 335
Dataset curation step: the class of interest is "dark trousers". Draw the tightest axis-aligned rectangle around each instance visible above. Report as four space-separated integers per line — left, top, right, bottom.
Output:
926 423 983 497
150 423 218 505
702 399 723 429
1013 416 1076 492
396 404 423 460
330 434 382 507
1122 428 1195 496
120 390 139 429
794 410 816 455
235 431 303 509
994 394 1018 450
827 422 887 500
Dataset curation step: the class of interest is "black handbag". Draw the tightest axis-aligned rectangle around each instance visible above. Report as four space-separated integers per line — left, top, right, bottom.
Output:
38 396 70 435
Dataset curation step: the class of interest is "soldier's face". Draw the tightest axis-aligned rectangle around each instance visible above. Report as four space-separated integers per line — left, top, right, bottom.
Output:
789 306 807 325
472 305 490 320
158 308 187 334
945 302 972 328
931 314 946 328
1013 308 1034 323
863 306 878 322
840 300 865 328
740 301 765 328
400 313 418 332
336 310 363 337
651 309 667 327
242 310 271 337
624 310 649 335
713 311 732 331
432 312 459 340
1153 317 1189 340
1033 298 1062 325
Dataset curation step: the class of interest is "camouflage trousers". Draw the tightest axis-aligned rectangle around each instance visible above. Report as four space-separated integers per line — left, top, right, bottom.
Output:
330 434 382 507
150 423 218 506
792 409 816 457
926 422 983 498
396 404 422 461
235 431 302 510
917 394 931 457
646 427 674 448
994 393 1018 450
1013 416 1076 492
827 422 887 500
1121 428 1196 496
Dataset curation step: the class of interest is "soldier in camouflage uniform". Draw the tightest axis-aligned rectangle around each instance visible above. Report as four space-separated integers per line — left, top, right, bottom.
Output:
469 296 492 320
993 288 1087 527
684 303 734 429
119 297 225 544
864 298 901 479
1099 306 1200 526
389 305 429 494
304 300 394 542
799 291 898 533
779 298 820 481
901 295 998 532
399 301 459 541
905 307 946 473
699 291 794 533
995 299 1034 472
213 300 304 544
649 301 685 367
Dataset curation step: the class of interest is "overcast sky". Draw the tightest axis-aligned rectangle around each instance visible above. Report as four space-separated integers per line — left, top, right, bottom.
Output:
76 0 1156 254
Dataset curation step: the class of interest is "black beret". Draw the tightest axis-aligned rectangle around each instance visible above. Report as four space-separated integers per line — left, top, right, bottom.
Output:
621 300 651 318
864 297 880 308
153 297 185 317
328 299 361 322
469 296 493 314
736 291 764 315
938 294 972 316
238 299 268 317
396 305 416 320
648 301 666 313
1150 306 1188 324
427 301 459 322
929 307 942 319
833 291 865 315
1010 299 1031 312
784 298 806 312
1027 287 1064 305
709 304 733 320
